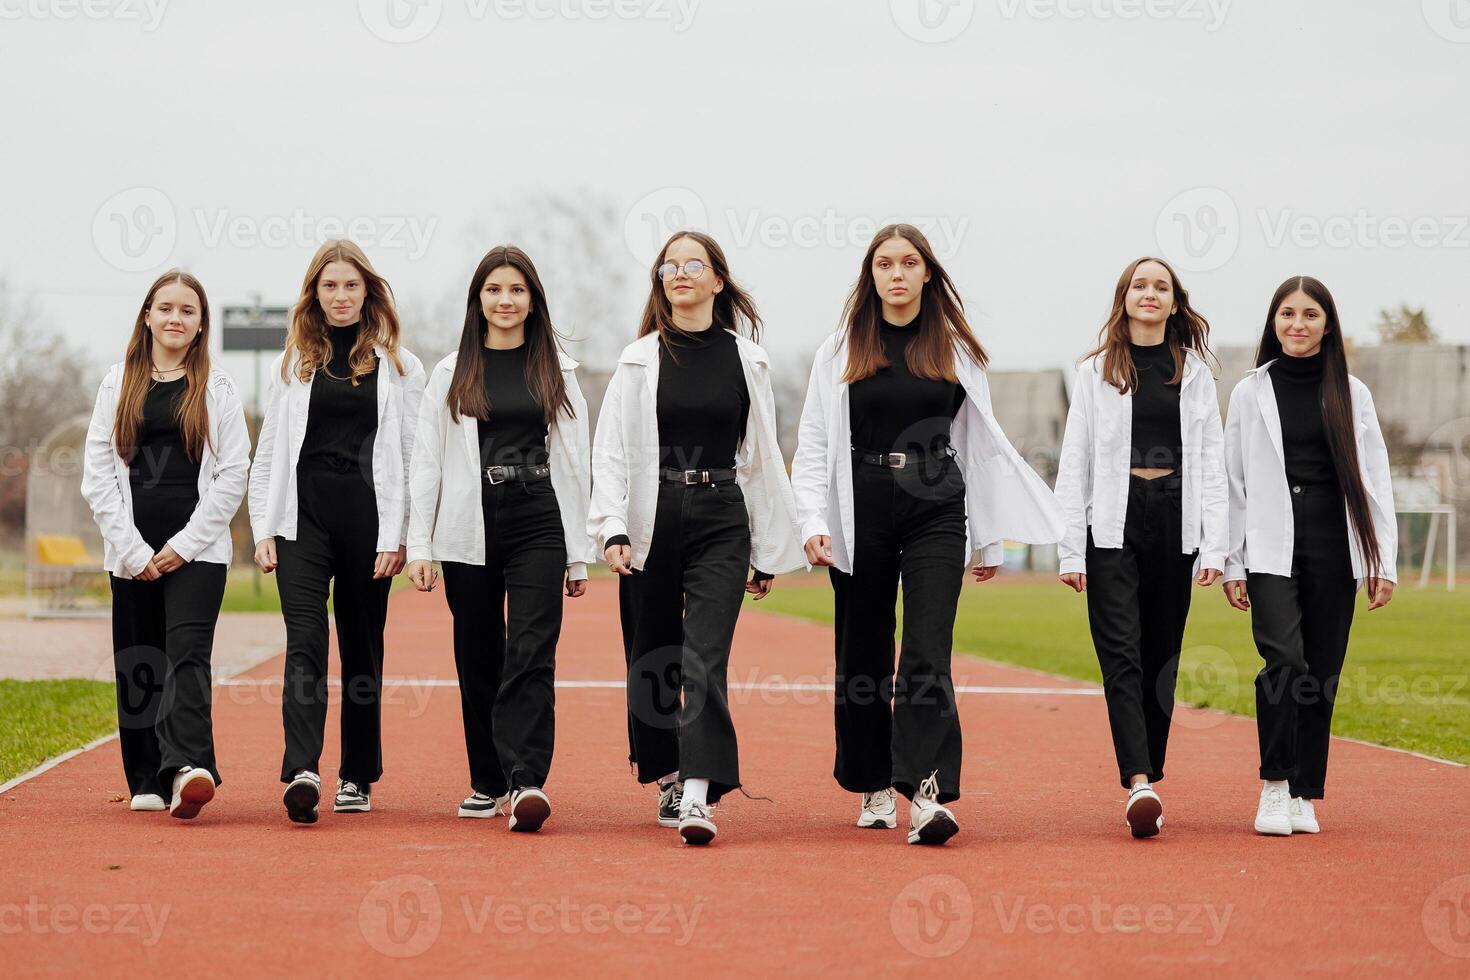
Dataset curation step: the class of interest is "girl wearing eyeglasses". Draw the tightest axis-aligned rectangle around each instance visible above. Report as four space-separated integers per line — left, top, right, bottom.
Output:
790 224 1065 845
406 245 593 833
588 230 805 846
81 269 250 820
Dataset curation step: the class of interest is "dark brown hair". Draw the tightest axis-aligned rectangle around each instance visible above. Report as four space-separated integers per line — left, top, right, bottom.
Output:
839 223 987 384
113 269 213 464
445 245 571 425
637 231 761 350
1085 256 1215 393
282 239 406 383
1255 276 1382 579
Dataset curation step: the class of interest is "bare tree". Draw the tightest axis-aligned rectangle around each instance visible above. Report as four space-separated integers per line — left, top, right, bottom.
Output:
1375 305 1437 344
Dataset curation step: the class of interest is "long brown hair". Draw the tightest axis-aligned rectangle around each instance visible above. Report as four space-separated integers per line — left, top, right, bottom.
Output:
636 231 761 351
282 239 406 383
445 245 572 426
839 223 987 384
1085 256 1215 393
113 270 213 464
1255 276 1383 579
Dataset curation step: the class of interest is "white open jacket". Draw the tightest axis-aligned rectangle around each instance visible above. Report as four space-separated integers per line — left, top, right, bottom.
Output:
790 331 1066 574
587 330 806 575
248 345 426 553
82 364 251 579
1053 349 1229 576
407 349 594 580
1223 360 1398 586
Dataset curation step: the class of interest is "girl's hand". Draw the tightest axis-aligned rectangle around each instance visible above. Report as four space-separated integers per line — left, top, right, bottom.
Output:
1059 572 1086 593
374 547 406 580
804 535 833 567
1197 568 1221 587
566 572 587 598
746 574 773 599
605 545 633 576
971 565 998 584
152 544 185 575
407 560 437 592
254 539 278 574
1367 577 1395 611
1223 579 1250 611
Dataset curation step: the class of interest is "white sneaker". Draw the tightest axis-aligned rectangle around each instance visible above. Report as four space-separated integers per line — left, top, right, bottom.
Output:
458 791 509 819
283 770 321 824
678 803 717 846
508 787 551 832
1254 782 1293 836
858 788 898 829
169 767 215 820
907 772 959 846
1289 797 1320 834
129 793 166 812
333 779 371 813
1125 784 1163 839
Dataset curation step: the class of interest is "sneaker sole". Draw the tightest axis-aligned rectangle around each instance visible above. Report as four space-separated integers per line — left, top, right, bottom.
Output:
129 798 167 812
1126 796 1163 839
458 806 504 819
170 774 215 820
857 816 898 829
283 781 320 825
334 801 372 813
657 815 681 828
908 813 959 845
679 819 716 845
509 794 550 833
1290 823 1320 834
1253 819 1293 836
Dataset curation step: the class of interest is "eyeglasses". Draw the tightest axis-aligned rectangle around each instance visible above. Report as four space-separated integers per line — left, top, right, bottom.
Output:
656 259 707 282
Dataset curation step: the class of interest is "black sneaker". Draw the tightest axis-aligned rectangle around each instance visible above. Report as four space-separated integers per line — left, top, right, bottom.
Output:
283 771 321 824
334 779 372 813
657 780 683 828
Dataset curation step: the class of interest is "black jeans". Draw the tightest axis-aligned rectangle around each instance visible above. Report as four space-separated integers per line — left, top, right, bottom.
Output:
441 478 566 796
110 482 227 797
829 453 968 804
1248 484 1356 799
619 480 751 804
1084 474 1198 788
276 463 392 785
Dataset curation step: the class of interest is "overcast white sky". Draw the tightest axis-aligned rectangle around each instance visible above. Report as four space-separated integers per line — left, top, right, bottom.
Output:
2 0 1467 386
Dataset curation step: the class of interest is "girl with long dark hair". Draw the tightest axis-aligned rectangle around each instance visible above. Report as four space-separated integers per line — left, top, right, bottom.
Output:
406 245 592 832
1053 256 1228 838
248 240 425 824
1223 276 1397 836
588 231 805 845
790 224 1065 845
82 270 250 819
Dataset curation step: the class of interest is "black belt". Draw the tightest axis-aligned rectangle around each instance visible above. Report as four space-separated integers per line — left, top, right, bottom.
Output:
851 446 952 470
484 463 550 485
660 467 737 485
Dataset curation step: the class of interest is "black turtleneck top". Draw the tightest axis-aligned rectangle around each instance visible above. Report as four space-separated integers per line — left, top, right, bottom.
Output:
477 344 550 469
1128 342 1182 472
299 322 379 472
1271 349 1339 489
848 320 966 457
656 326 749 471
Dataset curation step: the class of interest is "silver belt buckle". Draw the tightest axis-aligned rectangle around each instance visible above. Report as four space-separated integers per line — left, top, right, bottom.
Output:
486 466 507 485
683 470 705 485
886 452 908 468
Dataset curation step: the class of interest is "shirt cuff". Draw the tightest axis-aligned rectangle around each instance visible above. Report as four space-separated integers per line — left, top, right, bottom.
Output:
752 568 774 583
566 561 588 582
1224 562 1247 582
1058 556 1086 576
605 534 631 549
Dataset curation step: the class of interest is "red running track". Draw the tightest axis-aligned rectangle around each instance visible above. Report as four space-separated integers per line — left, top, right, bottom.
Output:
2 580 1468 977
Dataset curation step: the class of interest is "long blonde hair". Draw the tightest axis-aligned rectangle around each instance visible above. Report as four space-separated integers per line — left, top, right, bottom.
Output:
113 270 213 463
282 239 406 383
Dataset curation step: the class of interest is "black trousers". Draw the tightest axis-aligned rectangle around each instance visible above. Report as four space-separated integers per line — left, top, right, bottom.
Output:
1248 485 1356 799
619 480 751 804
276 464 392 785
110 484 227 796
829 454 968 804
1084 474 1198 788
441 478 566 796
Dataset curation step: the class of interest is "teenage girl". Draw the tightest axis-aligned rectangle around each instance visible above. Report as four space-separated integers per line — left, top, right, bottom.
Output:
1223 275 1396 836
82 269 250 819
248 240 425 824
1053 256 1228 838
588 230 805 845
406 245 593 832
791 224 1065 845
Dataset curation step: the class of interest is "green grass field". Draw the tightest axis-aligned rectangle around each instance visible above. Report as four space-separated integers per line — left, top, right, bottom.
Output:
758 573 1470 764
